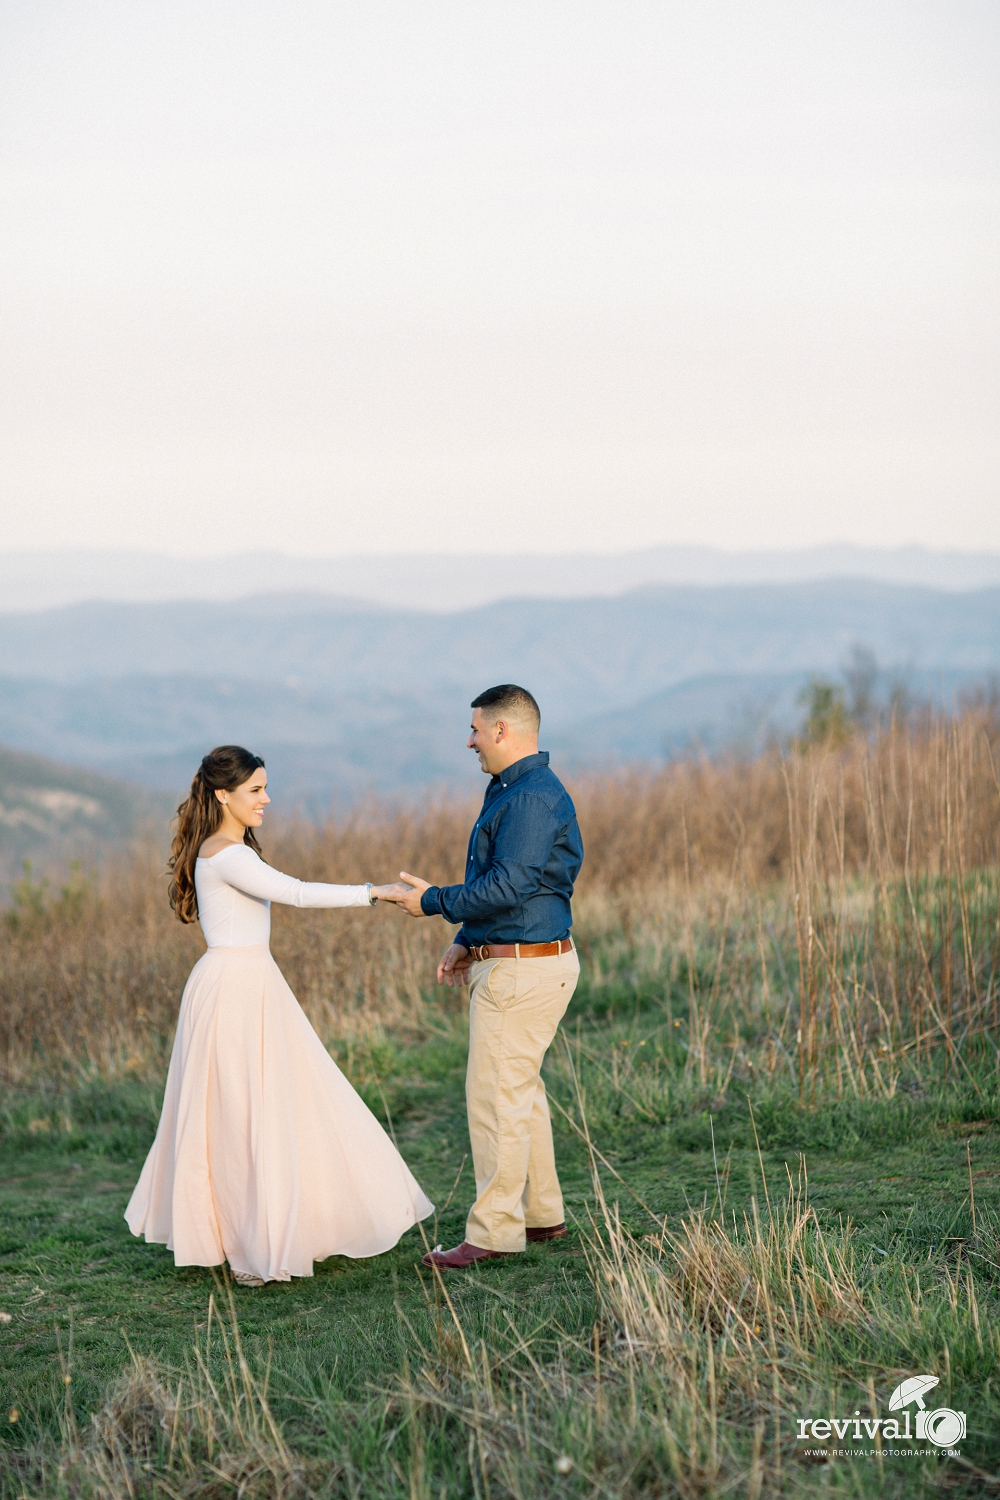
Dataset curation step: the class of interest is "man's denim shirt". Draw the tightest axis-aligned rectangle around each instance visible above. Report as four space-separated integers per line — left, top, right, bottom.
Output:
420 751 584 946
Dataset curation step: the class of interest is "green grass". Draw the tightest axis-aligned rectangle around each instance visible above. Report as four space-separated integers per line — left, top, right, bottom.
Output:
2 998 1000 1497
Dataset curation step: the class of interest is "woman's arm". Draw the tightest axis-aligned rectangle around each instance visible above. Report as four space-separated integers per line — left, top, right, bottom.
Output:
209 844 375 908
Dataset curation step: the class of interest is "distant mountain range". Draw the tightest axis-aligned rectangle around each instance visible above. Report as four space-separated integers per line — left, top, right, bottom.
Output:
2 543 1000 613
1 581 997 705
0 579 995 809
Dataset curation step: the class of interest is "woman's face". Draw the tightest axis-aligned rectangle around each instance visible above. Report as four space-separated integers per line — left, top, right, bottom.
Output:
216 769 270 828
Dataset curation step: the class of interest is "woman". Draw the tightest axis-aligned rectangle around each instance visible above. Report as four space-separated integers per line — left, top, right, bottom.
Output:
125 745 433 1286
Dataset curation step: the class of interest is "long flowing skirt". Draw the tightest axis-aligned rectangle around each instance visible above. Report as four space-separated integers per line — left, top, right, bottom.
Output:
125 944 433 1282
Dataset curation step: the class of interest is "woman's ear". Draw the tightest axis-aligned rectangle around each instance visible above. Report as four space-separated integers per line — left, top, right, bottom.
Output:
215 788 227 805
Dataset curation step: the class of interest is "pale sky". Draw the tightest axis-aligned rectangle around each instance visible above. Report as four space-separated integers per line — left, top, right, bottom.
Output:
1 0 997 558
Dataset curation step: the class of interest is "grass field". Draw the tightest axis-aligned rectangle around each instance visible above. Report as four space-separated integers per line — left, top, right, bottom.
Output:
1 711 999 1496
2 1008 999 1497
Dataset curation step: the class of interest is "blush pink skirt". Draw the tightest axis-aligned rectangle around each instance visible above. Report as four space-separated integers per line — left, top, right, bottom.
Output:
125 944 433 1282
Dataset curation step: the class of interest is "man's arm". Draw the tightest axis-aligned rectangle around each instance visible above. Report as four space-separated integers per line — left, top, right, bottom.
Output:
415 793 561 922
384 794 561 922
383 793 563 983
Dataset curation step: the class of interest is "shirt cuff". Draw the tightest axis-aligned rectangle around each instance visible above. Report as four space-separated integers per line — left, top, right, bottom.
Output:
420 886 443 917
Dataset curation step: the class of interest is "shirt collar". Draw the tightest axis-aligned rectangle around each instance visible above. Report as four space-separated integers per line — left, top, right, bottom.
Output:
491 750 549 791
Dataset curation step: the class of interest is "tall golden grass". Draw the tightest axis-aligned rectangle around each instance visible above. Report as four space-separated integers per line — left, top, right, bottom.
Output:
1 707 998 1091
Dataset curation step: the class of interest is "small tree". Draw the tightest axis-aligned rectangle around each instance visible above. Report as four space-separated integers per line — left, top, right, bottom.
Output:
798 678 851 747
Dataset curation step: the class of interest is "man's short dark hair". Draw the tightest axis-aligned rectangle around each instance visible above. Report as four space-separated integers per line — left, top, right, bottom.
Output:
471 684 541 731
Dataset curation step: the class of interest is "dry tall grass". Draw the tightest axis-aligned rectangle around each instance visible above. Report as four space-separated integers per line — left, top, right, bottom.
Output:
1 708 998 1092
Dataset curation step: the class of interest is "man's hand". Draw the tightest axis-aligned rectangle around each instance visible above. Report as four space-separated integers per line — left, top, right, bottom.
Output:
438 943 473 987
380 871 431 917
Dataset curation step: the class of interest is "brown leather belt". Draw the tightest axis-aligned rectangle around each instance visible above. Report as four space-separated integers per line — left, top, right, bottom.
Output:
467 938 574 961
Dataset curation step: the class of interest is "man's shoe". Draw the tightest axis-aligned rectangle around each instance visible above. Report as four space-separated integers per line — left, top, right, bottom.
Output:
422 1241 515 1269
526 1224 568 1242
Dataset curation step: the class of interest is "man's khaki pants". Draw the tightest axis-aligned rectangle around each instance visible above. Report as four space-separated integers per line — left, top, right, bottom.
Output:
464 945 580 1253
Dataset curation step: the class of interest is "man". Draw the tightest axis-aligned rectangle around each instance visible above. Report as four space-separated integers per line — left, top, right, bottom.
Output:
388 684 584 1269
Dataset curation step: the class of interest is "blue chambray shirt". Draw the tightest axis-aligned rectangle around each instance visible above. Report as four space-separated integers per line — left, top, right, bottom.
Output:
419 751 584 946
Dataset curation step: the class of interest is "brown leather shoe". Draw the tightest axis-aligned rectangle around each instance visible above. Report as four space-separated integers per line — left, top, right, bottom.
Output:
422 1241 515 1269
526 1224 568 1242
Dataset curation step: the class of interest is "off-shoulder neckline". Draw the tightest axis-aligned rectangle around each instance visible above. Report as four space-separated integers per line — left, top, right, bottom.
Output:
197 843 254 862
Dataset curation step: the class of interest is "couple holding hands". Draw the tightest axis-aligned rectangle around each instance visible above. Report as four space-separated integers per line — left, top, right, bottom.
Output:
125 684 584 1286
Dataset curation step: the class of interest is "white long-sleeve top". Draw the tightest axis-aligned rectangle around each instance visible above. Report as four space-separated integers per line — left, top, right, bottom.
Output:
194 843 371 948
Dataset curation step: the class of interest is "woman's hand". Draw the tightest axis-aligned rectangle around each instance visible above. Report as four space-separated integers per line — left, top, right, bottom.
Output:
370 883 414 901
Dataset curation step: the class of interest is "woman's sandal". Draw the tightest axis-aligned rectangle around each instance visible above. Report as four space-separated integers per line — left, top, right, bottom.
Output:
232 1271 265 1287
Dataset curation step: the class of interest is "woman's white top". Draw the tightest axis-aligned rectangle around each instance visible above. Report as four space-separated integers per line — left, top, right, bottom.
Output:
194 844 371 948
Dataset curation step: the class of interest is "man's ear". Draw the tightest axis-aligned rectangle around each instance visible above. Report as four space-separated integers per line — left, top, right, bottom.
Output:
494 719 508 742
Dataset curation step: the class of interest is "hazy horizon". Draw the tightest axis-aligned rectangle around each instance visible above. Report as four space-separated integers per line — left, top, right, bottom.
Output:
3 540 1000 613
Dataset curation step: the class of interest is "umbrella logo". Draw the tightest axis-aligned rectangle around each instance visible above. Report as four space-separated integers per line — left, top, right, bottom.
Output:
888 1375 939 1410
889 1375 966 1449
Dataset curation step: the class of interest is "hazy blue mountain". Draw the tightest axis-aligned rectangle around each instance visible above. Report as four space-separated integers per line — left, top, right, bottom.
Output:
0 746 168 884
2 544 999 613
0 580 994 805
0 677 476 810
549 667 991 767
550 673 812 763
0 583 997 726
1 663 987 810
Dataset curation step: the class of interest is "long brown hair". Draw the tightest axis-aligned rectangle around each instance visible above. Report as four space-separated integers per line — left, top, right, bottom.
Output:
168 746 266 923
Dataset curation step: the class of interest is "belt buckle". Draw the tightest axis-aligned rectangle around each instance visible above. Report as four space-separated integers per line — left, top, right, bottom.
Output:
471 944 487 962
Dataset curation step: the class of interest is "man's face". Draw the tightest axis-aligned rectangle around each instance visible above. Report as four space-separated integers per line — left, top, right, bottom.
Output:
468 707 539 775
467 708 502 774
464 702 521 774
